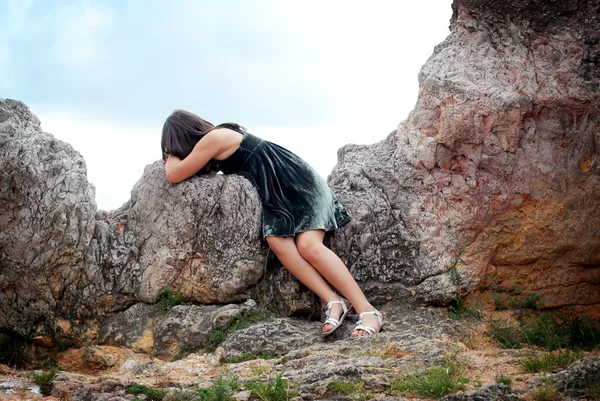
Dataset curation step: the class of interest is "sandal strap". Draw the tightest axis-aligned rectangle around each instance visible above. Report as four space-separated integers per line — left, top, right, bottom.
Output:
354 324 376 335
322 317 340 326
326 298 349 313
356 309 383 326
356 310 383 325
325 297 349 318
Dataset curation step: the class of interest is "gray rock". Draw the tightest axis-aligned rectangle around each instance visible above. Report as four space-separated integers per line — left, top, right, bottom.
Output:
164 388 200 401
530 356 600 398
98 302 248 357
0 99 267 343
441 384 524 401
3 0 600 359
152 303 241 358
221 318 321 361
0 99 96 339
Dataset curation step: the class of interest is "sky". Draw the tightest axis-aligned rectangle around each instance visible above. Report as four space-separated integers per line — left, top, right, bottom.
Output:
1 0 453 211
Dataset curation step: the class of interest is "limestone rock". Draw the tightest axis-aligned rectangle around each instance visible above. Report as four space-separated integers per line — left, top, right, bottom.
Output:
0 99 96 339
441 384 524 401
530 356 600 398
220 318 322 362
98 302 247 358
328 0 600 312
0 99 267 342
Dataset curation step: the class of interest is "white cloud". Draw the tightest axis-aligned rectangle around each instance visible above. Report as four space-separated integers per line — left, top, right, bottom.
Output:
51 2 114 72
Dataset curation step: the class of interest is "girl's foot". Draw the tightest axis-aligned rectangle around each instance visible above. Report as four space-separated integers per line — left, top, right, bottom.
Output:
351 310 384 337
321 297 353 336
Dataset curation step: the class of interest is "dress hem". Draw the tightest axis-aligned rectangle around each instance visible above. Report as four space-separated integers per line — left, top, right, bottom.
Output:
262 215 351 239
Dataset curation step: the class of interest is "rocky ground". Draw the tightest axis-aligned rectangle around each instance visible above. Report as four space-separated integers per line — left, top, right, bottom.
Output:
1 302 599 401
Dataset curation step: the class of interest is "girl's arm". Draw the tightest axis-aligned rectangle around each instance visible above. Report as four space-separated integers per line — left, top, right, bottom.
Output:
164 132 222 184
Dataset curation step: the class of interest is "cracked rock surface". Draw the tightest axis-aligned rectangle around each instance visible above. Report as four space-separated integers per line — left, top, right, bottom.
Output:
327 0 600 312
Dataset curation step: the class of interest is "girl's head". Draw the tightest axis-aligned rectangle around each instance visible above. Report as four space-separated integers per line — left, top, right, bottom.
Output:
161 109 214 161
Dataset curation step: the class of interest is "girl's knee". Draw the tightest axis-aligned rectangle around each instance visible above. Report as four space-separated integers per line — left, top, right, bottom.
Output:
296 238 325 262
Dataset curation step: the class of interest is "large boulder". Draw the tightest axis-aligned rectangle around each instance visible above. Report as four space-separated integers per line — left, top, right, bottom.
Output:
328 0 600 312
0 100 97 340
0 99 266 342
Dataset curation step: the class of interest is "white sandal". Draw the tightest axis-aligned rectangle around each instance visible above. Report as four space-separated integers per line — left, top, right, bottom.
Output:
351 310 384 337
321 297 353 337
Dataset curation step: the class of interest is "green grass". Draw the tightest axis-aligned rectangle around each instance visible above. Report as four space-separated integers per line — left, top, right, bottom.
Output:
196 372 240 401
32 368 58 396
55 336 74 351
489 320 522 349
328 380 373 400
521 314 600 350
245 372 296 401
494 374 513 386
520 350 583 373
223 352 280 364
586 372 600 400
205 308 270 352
126 384 167 401
447 295 482 320
531 378 562 401
489 313 600 351
492 287 544 311
392 360 468 398
152 287 184 313
493 291 509 311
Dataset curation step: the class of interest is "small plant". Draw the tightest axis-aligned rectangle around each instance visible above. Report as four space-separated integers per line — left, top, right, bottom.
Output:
392 360 468 398
362 343 406 359
523 292 544 309
473 379 483 388
493 291 509 311
489 320 522 349
223 352 280 364
494 374 513 386
126 384 167 401
32 368 58 396
586 372 600 400
55 336 74 351
153 287 183 313
205 308 270 352
530 378 562 401
447 295 482 320
329 380 372 400
196 371 240 401
521 313 600 350
520 350 583 373
245 372 296 401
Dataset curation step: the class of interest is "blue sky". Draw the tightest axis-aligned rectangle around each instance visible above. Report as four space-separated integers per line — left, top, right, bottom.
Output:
1 0 453 210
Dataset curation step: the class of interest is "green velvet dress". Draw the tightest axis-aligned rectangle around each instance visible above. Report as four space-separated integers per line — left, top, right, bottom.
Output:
212 126 351 238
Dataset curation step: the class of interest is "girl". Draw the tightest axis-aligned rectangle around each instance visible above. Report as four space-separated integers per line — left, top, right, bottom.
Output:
161 110 383 337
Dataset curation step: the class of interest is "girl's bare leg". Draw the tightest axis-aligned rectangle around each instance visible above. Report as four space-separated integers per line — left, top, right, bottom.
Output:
295 229 379 337
266 236 342 333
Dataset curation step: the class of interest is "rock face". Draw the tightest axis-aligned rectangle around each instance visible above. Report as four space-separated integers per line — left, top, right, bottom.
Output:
0 99 266 342
1 0 600 349
328 0 600 312
0 101 97 340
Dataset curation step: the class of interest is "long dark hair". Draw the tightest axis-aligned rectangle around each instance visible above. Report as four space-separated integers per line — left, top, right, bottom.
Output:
161 109 244 174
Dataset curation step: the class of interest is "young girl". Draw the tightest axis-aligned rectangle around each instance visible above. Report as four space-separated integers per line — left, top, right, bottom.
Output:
161 110 383 337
